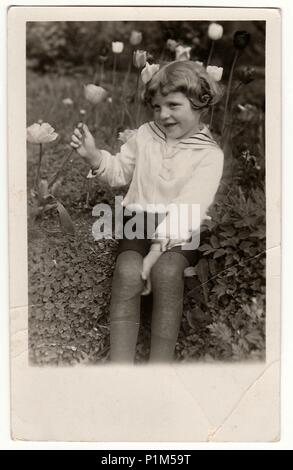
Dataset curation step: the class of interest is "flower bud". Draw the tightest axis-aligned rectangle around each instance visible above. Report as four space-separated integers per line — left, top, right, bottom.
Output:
141 62 160 84
84 84 107 105
175 45 191 61
130 30 142 46
112 41 124 54
27 122 58 144
206 65 223 82
208 23 223 41
166 39 178 52
233 31 250 50
133 50 147 69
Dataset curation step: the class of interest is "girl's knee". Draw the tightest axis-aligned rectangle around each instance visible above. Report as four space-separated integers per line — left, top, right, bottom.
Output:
114 251 143 288
151 252 188 285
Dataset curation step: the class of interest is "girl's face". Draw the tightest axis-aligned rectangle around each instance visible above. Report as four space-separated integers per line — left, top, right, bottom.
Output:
152 91 201 140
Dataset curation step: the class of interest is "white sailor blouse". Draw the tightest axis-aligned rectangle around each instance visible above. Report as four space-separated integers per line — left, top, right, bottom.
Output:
87 121 224 246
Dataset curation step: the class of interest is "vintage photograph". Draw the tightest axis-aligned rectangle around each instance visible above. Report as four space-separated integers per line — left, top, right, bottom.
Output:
26 19 266 365
8 6 281 443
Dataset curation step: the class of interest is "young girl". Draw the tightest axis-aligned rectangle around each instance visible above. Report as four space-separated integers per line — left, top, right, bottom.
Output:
71 60 224 363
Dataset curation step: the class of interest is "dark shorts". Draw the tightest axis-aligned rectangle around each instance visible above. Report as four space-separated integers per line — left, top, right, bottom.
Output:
116 211 199 266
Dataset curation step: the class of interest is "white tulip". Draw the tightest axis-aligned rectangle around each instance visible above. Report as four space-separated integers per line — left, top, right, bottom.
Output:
208 23 223 41
141 62 160 84
206 65 223 82
112 41 124 54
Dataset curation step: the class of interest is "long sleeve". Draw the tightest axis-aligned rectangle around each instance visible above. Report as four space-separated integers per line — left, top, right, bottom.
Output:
154 147 224 247
87 131 138 187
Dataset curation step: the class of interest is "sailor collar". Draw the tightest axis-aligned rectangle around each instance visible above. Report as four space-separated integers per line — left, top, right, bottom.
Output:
147 121 218 149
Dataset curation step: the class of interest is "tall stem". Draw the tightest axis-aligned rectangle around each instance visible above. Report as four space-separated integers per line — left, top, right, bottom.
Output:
122 50 133 93
135 70 141 126
209 105 215 130
48 148 74 189
34 143 43 190
207 40 215 66
112 54 117 91
221 49 240 136
99 62 104 85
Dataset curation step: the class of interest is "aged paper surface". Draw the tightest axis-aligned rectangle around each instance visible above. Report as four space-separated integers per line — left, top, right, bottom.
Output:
8 6 281 442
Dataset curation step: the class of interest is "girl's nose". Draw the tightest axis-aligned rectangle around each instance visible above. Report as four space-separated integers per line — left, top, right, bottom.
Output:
160 106 170 120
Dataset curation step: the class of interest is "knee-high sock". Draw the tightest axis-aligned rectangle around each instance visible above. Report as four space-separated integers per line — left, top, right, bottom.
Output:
110 251 144 362
150 252 188 363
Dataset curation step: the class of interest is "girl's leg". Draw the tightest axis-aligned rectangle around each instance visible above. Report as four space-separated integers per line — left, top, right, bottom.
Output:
110 250 144 362
149 252 189 363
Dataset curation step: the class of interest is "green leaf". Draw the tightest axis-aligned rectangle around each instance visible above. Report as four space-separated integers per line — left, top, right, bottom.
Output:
56 201 75 235
186 306 211 329
213 248 226 259
210 235 220 249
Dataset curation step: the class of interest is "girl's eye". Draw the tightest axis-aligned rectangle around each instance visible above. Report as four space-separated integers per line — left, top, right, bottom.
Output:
169 103 180 108
153 105 160 111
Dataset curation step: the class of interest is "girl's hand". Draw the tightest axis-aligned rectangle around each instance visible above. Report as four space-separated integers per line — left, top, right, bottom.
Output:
70 123 99 166
141 250 162 295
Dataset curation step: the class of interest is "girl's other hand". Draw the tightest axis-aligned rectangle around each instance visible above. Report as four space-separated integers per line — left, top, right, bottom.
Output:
141 250 162 295
70 123 97 165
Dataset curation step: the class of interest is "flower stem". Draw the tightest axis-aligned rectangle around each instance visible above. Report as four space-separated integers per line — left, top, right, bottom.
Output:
48 148 74 189
122 50 133 93
221 49 240 136
112 54 117 92
209 105 215 130
135 70 141 126
99 62 104 85
34 143 43 190
207 40 215 66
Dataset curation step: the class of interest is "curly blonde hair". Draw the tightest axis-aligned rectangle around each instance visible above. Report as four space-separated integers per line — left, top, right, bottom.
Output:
144 60 223 111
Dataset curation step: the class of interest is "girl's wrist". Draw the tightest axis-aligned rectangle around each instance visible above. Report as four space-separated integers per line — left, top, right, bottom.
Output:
89 149 103 169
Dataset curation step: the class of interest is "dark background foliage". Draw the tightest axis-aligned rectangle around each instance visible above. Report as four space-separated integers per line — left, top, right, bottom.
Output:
27 20 266 365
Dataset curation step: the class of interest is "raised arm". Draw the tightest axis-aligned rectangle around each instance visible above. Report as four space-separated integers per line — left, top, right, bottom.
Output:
71 123 138 188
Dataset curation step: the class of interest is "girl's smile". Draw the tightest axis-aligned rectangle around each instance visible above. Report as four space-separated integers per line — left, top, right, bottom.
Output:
152 91 202 141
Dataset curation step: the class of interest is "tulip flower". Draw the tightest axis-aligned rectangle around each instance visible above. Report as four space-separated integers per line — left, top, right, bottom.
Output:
27 122 58 190
112 42 124 95
133 50 147 69
84 84 107 105
130 30 142 46
207 23 224 66
62 98 74 106
141 62 160 84
175 45 191 61
206 65 223 82
112 41 124 54
166 39 178 52
233 31 251 50
208 23 223 41
27 122 58 144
